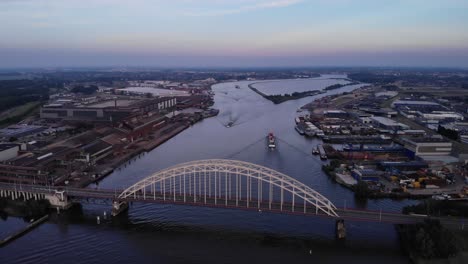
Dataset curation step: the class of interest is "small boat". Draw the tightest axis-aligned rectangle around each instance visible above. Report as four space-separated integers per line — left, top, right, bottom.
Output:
267 132 276 148
312 148 319 155
226 121 234 128
235 85 240 89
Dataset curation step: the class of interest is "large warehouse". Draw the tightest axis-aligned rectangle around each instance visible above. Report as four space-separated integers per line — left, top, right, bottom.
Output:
40 97 177 122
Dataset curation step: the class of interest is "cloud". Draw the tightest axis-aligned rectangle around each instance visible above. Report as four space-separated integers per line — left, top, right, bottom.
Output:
182 0 304 16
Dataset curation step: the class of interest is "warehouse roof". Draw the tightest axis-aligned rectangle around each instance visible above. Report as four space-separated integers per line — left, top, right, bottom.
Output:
392 100 440 106
0 143 19 152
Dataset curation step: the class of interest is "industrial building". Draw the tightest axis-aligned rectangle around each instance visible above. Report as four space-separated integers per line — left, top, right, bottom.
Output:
116 114 167 142
0 146 79 185
351 169 380 182
391 100 446 112
76 139 113 165
323 110 349 119
0 144 20 161
0 125 46 139
40 97 177 122
402 137 452 156
378 160 429 171
419 111 464 121
369 116 410 131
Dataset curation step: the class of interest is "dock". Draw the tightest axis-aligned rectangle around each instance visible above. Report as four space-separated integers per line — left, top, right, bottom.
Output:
323 135 392 144
0 214 49 247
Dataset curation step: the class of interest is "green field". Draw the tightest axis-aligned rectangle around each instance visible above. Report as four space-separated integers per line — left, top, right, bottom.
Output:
0 101 42 126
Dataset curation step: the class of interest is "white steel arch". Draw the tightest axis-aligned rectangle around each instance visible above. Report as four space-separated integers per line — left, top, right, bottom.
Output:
119 159 339 217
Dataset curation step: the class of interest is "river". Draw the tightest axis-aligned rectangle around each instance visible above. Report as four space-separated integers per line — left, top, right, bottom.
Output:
0 75 414 263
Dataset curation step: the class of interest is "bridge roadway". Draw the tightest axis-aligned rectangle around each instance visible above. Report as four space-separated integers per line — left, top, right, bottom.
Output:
1 183 465 229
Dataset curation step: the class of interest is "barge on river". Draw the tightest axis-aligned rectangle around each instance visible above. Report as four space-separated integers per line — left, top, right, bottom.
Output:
317 144 327 160
267 132 276 148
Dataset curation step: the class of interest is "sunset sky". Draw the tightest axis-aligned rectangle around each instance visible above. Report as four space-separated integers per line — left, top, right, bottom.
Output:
1 0 468 68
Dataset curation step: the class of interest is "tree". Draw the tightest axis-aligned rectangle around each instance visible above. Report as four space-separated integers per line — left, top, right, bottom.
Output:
438 125 458 141
415 227 435 258
71 85 98 95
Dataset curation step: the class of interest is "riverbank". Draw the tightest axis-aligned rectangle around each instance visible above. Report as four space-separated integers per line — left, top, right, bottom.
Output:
71 119 202 188
322 163 431 200
323 81 360 91
248 83 324 104
396 219 468 263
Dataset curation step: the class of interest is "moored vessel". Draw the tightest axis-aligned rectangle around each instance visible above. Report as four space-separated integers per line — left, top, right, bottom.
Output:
317 144 327 160
312 147 319 155
295 125 305 135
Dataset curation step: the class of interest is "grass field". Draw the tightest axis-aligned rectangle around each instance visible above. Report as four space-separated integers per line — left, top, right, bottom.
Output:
0 101 41 127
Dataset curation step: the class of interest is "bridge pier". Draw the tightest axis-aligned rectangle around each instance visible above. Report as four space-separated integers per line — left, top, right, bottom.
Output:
44 192 72 209
335 219 346 240
111 201 128 216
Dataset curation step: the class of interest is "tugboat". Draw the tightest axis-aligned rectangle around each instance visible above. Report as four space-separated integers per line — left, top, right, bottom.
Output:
267 132 276 148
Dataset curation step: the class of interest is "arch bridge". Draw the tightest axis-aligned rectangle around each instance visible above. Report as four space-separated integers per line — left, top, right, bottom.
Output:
117 159 339 217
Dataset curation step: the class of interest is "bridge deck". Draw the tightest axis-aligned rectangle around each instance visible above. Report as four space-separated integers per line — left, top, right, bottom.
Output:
1 183 465 228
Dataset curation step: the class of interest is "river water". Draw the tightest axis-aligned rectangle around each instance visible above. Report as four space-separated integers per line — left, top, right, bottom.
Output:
1 75 414 263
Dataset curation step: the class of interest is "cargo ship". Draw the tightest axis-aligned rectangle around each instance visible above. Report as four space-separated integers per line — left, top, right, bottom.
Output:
267 132 276 148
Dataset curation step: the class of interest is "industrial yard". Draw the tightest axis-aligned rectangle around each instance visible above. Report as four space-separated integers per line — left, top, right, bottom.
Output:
296 82 468 200
0 76 219 188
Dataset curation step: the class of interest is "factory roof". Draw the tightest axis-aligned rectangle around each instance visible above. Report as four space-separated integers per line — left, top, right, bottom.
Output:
404 137 450 143
392 100 440 106
81 139 112 155
370 116 408 127
0 143 19 152
0 125 46 138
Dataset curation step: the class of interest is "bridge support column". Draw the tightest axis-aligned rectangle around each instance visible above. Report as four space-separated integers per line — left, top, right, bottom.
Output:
335 219 346 240
111 201 128 216
44 193 72 209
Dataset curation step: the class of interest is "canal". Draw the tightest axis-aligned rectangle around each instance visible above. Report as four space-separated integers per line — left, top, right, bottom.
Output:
1 75 414 263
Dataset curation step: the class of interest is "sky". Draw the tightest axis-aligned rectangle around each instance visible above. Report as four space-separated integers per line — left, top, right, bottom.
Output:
1 0 468 68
